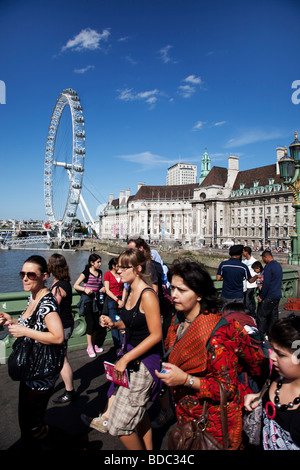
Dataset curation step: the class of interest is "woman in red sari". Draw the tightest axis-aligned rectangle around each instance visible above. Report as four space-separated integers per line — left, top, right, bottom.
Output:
156 260 269 449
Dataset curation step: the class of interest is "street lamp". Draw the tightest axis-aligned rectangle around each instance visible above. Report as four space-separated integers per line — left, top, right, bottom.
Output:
278 132 300 264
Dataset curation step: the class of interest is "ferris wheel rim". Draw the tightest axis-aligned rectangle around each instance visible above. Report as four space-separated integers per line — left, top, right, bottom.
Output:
44 88 85 230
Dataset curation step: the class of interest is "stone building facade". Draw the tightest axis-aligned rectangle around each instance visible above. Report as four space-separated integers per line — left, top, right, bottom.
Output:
100 147 295 250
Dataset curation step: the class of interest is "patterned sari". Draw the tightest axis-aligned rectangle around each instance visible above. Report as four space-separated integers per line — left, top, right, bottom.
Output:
165 311 269 449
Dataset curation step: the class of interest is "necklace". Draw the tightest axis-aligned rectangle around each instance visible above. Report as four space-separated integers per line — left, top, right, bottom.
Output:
184 318 193 324
274 376 300 411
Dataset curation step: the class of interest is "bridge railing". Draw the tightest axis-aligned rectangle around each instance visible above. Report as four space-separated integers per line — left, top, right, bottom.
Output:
3 236 50 246
0 268 298 363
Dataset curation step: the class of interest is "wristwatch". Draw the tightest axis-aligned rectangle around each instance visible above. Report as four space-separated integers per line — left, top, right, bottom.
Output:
188 375 194 387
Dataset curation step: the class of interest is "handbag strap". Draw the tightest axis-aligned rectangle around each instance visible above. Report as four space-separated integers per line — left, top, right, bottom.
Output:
256 378 271 402
199 379 230 450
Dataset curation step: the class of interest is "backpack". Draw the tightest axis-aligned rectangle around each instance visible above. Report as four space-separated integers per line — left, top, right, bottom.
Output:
206 312 269 393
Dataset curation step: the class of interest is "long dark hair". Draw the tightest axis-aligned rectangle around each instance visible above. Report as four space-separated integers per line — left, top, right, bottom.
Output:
108 257 118 270
24 255 48 274
48 253 71 282
167 259 222 314
85 253 101 271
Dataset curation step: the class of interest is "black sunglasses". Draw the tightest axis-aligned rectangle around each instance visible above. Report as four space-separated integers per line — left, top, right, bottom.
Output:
19 271 42 280
116 265 133 271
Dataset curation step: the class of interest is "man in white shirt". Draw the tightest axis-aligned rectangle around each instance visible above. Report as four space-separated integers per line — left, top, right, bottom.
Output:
243 246 257 317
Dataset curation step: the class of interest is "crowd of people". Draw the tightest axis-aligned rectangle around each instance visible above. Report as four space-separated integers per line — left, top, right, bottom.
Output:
1 238 299 451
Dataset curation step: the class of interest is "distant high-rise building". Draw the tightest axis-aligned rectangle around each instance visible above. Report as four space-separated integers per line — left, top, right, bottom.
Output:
166 162 197 185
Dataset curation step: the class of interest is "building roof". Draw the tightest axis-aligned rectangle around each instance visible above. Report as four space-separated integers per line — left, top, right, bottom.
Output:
106 162 283 210
167 162 197 170
199 166 228 187
232 164 281 190
131 183 199 201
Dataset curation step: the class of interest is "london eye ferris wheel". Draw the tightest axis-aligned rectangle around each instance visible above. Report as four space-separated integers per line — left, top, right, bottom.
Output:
44 88 88 233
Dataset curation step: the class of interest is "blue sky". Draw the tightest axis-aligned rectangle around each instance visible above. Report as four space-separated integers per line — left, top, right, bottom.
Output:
1 0 300 222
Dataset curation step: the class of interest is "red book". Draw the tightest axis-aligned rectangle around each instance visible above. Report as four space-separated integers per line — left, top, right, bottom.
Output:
103 361 130 388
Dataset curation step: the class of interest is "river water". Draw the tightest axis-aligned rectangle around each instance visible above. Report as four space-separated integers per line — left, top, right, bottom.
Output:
0 246 218 294
0 247 115 293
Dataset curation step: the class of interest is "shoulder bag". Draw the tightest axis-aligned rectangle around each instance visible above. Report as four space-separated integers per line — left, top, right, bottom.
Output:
168 379 230 450
243 378 270 446
8 301 65 382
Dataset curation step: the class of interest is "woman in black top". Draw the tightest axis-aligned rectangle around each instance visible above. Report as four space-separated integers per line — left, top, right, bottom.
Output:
48 253 75 404
100 249 162 450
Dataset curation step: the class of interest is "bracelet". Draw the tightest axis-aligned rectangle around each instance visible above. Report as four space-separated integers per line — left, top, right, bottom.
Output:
183 373 189 386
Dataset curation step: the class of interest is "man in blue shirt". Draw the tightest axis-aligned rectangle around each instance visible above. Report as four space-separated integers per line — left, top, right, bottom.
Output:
217 245 259 310
257 249 282 339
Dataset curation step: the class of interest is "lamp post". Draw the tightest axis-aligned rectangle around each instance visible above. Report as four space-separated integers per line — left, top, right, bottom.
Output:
278 132 300 265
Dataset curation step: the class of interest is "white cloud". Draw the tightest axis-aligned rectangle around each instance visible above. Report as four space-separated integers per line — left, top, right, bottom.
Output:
124 55 137 65
192 121 205 131
192 120 226 131
117 88 160 107
178 75 203 98
118 36 130 42
61 28 111 52
178 84 195 98
184 75 203 85
214 121 227 127
74 65 95 74
225 129 287 148
158 45 177 64
116 151 173 169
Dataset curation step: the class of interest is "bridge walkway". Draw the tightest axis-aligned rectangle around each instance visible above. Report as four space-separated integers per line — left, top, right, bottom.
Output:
0 344 171 451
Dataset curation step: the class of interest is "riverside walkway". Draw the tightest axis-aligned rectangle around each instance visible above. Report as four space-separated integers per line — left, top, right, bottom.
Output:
0 344 171 452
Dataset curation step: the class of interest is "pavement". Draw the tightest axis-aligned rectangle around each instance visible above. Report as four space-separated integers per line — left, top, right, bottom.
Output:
0 344 173 452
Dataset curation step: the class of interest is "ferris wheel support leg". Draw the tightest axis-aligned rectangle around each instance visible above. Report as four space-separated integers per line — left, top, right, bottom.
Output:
78 202 88 223
79 194 96 228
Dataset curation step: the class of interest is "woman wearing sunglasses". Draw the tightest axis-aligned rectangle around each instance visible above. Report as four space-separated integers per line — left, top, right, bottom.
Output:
0 255 64 449
99 248 162 450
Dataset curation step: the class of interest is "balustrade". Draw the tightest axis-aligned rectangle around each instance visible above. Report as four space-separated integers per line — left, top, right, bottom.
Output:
0 269 298 363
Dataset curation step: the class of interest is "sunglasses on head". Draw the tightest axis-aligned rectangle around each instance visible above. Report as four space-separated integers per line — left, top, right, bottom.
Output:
19 271 42 280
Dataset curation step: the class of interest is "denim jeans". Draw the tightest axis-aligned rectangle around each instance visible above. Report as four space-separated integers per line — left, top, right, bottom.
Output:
257 298 280 338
